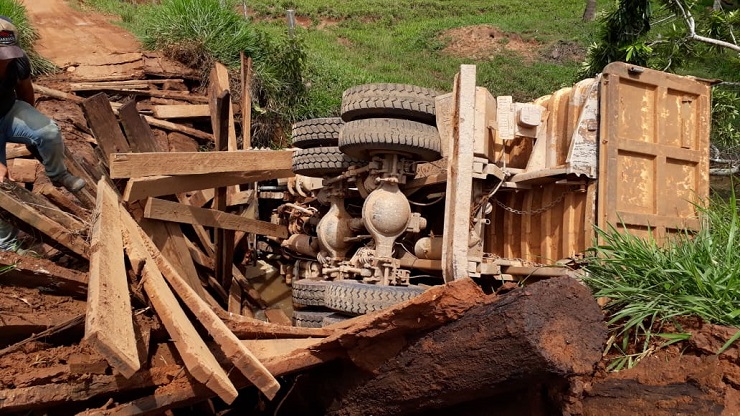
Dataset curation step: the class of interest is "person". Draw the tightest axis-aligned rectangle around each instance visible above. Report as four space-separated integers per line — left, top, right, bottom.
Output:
0 16 85 253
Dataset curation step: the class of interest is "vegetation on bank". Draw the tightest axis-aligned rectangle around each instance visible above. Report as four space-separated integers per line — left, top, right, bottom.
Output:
584 191 740 369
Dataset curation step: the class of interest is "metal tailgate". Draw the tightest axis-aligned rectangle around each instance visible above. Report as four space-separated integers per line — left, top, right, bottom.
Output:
598 62 711 240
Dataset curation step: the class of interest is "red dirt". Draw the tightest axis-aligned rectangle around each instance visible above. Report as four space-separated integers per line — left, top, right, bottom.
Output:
440 24 541 61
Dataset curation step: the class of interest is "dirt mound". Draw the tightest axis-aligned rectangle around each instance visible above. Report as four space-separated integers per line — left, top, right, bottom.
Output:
439 24 541 61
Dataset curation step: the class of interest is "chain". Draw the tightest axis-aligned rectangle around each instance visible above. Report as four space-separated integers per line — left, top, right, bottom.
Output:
495 189 572 215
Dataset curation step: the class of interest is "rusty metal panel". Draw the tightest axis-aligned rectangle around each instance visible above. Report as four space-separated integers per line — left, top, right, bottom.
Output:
598 62 711 240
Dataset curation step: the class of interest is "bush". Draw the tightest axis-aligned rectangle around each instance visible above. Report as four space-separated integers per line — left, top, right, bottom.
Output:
0 0 56 76
584 191 740 369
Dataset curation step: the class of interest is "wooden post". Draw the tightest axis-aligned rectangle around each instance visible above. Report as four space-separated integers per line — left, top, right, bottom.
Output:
240 53 252 149
213 91 235 291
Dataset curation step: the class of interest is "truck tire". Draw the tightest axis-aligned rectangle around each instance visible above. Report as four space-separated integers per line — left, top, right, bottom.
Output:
293 310 334 328
292 279 328 308
291 146 362 177
325 280 426 315
291 117 343 149
339 118 441 162
341 83 439 125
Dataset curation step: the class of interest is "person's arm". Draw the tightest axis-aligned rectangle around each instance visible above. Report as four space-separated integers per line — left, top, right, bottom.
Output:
16 77 34 107
14 54 34 106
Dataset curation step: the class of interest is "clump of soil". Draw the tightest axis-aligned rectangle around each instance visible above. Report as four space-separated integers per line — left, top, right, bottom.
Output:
439 24 541 61
541 40 586 64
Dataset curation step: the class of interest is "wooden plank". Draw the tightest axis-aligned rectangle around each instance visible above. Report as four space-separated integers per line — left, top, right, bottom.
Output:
98 88 208 103
0 251 87 297
241 338 323 360
212 91 234 290
227 189 254 206
143 198 289 238
142 115 213 142
8 158 39 183
110 150 293 178
0 185 89 258
441 65 476 282
36 183 91 221
121 209 281 399
209 62 238 152
122 169 292 202
152 104 210 119
120 210 239 404
119 101 160 153
70 79 186 91
6 143 31 159
63 147 97 209
241 53 252 149
264 309 292 326
228 278 243 314
81 93 131 164
84 180 139 378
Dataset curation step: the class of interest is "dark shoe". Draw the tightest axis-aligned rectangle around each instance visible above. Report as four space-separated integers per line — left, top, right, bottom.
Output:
51 173 86 193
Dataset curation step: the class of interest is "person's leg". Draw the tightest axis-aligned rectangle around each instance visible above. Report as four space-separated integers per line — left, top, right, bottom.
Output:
0 219 18 251
3 100 67 177
3 101 84 192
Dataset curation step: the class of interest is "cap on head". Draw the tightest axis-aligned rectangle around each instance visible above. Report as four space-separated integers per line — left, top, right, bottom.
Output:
0 16 23 60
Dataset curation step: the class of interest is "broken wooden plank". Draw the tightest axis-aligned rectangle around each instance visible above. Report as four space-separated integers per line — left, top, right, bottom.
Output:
0 251 87 297
81 93 132 164
0 314 85 357
33 84 83 104
110 150 293 178
241 338 322 360
2 181 86 233
120 209 239 404
152 104 210 119
143 197 289 238
122 209 281 399
0 184 89 258
119 101 160 153
122 170 291 202
36 183 91 221
84 179 140 378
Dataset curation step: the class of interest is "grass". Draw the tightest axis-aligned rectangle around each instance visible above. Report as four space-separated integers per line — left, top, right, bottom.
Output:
584 190 740 370
0 0 56 75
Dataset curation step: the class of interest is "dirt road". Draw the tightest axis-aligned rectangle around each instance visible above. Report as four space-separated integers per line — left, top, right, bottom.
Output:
21 0 143 80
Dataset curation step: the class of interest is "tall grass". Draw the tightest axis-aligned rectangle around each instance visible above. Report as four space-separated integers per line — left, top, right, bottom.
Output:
584 191 740 369
0 0 56 76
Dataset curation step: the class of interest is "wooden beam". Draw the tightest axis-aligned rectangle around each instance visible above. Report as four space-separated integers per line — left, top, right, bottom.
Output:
152 104 210 119
122 169 292 202
119 101 160 153
144 198 289 238
36 183 91 221
122 209 280 399
0 185 89 259
81 93 131 164
109 150 293 178
84 181 139 378
120 210 239 404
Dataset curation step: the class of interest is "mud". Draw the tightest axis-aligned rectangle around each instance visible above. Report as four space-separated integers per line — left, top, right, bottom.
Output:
440 24 541 61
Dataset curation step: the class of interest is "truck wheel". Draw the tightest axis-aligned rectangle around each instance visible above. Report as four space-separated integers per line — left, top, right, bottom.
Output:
291 117 343 149
293 310 334 328
292 279 328 308
341 83 439 125
291 146 362 177
339 118 441 161
325 280 426 315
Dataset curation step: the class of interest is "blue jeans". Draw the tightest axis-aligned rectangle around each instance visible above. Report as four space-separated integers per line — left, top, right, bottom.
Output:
0 100 69 250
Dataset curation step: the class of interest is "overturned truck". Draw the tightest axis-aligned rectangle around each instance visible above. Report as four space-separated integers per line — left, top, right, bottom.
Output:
272 62 711 324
